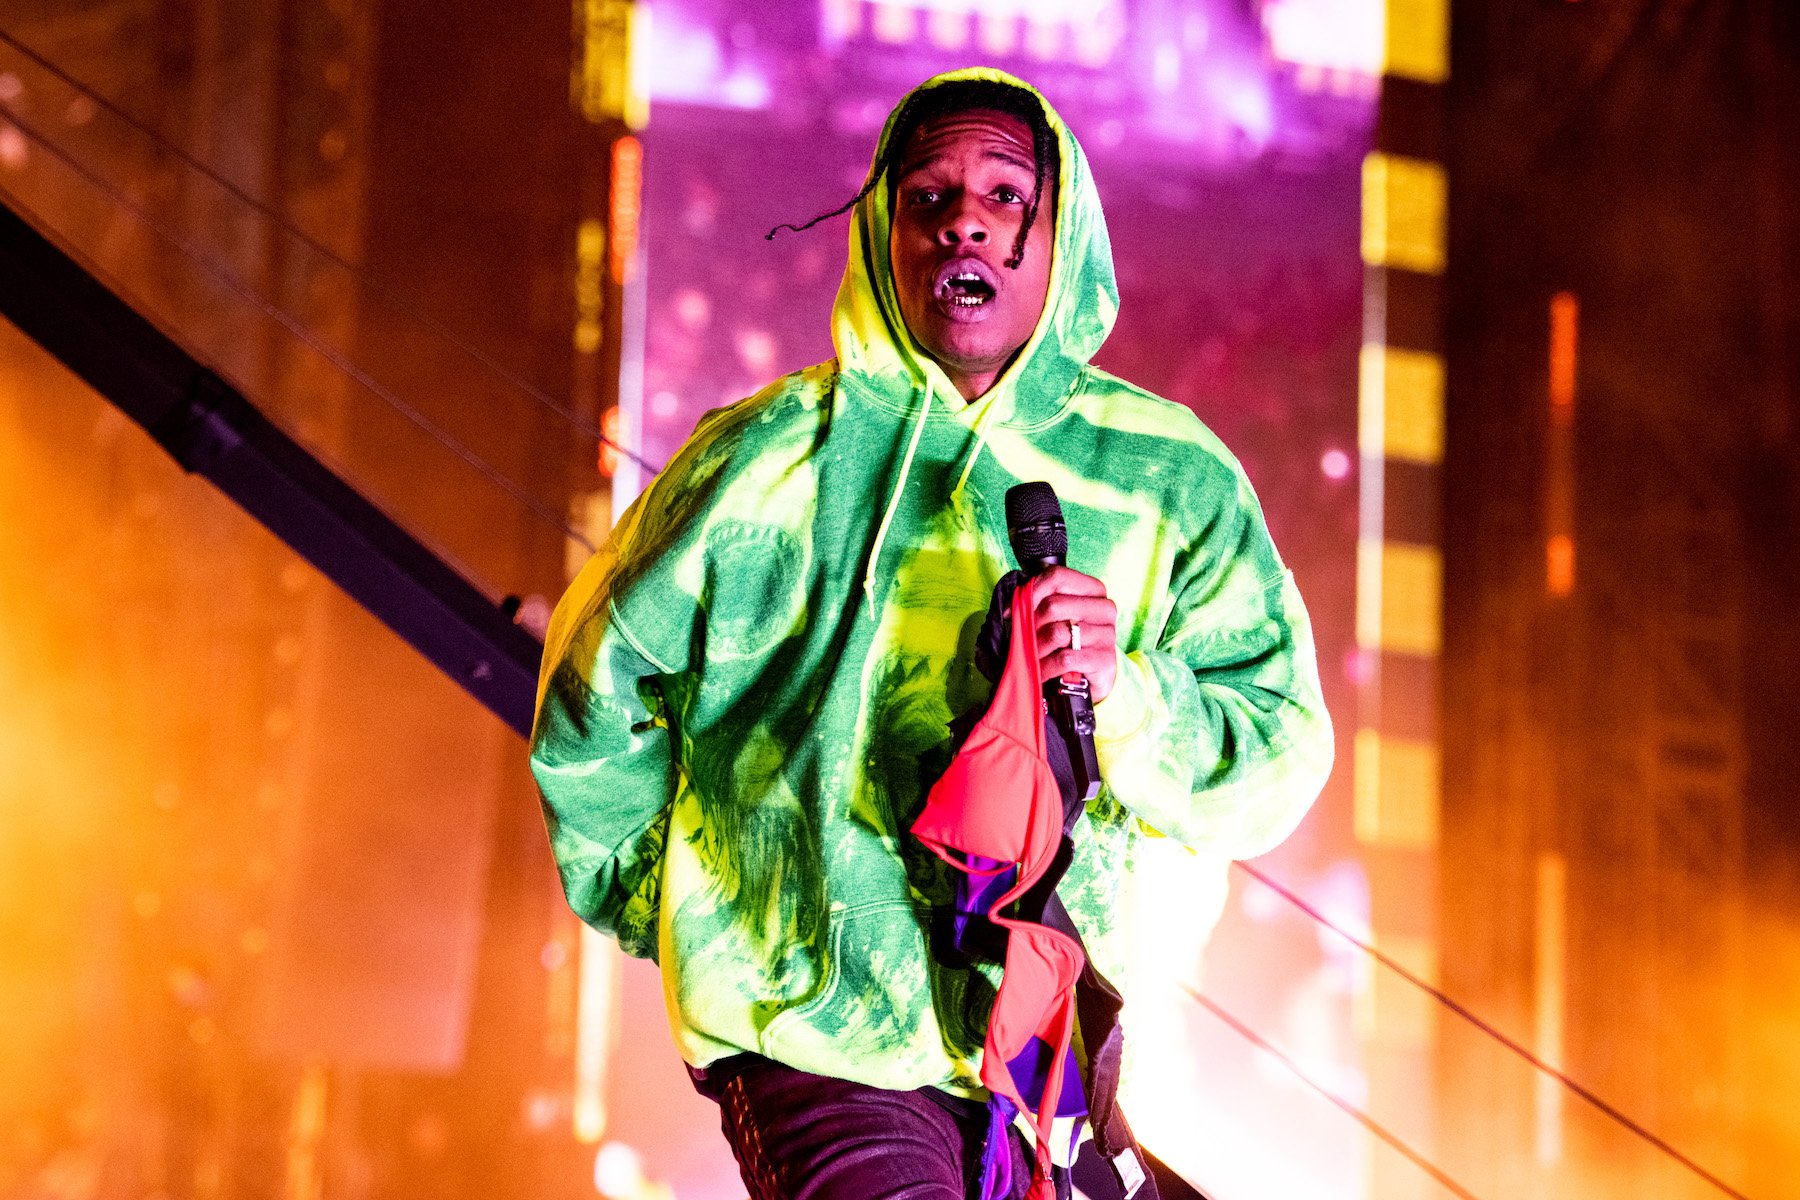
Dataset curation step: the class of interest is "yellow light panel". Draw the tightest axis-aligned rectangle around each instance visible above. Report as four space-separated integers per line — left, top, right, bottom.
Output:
575 218 606 355
1356 539 1441 656
1384 0 1449 84
1362 152 1447 275
1359 343 1445 464
1547 534 1575 599
1353 727 1440 849
1362 932 1439 1048
576 0 650 129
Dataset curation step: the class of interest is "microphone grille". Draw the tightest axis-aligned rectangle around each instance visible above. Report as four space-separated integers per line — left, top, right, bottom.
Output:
1005 481 1067 564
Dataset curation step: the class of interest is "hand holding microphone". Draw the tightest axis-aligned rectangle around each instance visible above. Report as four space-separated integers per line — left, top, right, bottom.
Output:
1024 565 1118 703
1005 482 1118 702
1005 483 1116 802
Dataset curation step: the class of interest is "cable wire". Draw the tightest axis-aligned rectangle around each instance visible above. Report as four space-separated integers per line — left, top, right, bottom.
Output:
1230 860 1752 1200
1184 984 1482 1200
0 99 596 557
0 23 659 479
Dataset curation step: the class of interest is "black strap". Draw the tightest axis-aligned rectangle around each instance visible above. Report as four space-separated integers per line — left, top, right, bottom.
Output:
958 570 1161 1200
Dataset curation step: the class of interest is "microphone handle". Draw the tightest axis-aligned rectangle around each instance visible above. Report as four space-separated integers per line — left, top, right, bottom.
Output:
1033 558 1101 802
1049 671 1103 803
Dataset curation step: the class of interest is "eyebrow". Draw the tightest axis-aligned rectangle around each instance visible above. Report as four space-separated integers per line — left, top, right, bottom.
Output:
897 147 1037 181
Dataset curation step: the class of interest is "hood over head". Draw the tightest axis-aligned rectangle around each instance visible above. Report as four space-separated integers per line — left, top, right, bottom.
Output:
830 68 1119 428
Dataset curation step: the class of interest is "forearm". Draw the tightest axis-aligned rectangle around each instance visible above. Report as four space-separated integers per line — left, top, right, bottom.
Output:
530 599 681 959
540 801 671 961
1092 572 1333 858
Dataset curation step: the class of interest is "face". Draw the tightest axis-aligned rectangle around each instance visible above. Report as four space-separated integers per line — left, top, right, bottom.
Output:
888 108 1054 401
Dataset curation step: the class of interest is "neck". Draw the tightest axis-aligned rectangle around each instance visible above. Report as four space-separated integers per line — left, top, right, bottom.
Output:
945 367 1001 401
940 347 1026 401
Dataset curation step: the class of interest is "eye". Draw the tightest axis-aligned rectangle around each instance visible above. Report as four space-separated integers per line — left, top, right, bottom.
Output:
905 186 942 206
994 185 1026 204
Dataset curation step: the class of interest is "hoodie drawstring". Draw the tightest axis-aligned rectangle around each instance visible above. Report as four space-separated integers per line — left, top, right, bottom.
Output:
950 390 1004 510
865 378 934 617
865 381 1009 617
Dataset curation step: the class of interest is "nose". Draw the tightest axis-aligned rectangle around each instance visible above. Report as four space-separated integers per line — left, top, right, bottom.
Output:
937 192 989 247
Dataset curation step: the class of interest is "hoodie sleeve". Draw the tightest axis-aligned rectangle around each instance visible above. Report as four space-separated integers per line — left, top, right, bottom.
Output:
527 393 770 958
1089 463 1334 859
529 583 679 961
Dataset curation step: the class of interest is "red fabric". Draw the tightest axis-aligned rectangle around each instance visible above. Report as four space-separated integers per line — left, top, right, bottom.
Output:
912 583 1085 1198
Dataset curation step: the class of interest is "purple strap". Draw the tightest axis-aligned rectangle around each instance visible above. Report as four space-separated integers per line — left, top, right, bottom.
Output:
1004 1035 1088 1120
952 854 1016 952
976 1094 1018 1200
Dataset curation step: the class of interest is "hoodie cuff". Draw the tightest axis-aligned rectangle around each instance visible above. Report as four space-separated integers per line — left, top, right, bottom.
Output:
1093 649 1153 751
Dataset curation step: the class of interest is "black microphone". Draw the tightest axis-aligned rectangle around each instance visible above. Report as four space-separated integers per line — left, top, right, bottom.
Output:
1005 482 1102 802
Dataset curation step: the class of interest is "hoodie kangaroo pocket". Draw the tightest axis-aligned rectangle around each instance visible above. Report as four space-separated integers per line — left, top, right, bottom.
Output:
759 898 948 1083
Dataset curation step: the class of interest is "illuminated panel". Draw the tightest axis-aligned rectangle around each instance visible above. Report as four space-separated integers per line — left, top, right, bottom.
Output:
599 406 627 479
1357 539 1441 656
568 490 612 580
1361 152 1447 275
1359 344 1445 464
1023 15 1064 59
1069 7 1122 67
1263 0 1384 75
574 218 605 355
976 11 1019 55
1535 853 1567 1165
833 0 1125 66
285 1063 329 1200
1546 292 1578 597
906 0 1113 20
821 0 861 41
1357 5 1446 1196
1353 728 1440 848
573 924 620 1144
925 7 970 50
544 919 580 1059
575 0 650 129
1355 932 1439 1046
1383 0 1449 84
871 2 917 44
610 136 643 286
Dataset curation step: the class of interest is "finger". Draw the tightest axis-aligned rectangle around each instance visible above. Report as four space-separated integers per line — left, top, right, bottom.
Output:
1035 610 1118 658
1032 598 1117 654
1041 647 1118 702
1041 646 1116 676
1034 592 1117 628
1030 566 1107 600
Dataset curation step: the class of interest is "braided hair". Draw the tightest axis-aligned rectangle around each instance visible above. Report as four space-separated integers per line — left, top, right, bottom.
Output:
766 79 1060 271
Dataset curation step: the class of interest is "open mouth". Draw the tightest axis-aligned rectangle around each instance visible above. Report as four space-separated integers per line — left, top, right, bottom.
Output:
932 257 1000 311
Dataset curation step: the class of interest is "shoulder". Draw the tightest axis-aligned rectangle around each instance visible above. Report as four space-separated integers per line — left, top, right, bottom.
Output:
661 361 837 491
620 361 838 548
1066 369 1286 598
1068 365 1254 502
568 363 837 672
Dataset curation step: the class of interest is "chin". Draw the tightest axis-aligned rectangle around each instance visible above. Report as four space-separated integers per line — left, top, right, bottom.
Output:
926 329 1012 378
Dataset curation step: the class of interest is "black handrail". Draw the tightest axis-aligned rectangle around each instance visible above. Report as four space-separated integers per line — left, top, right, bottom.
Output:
0 197 543 737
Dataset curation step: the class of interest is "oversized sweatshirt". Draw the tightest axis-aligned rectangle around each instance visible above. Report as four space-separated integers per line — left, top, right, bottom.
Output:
529 67 1334 1099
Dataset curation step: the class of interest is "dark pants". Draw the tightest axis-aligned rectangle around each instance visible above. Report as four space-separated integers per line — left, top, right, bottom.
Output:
690 1054 1033 1200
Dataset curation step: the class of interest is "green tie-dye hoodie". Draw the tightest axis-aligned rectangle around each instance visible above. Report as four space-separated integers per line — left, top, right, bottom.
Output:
529 67 1333 1097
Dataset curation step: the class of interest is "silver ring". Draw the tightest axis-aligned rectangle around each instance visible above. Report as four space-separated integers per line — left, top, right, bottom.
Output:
1069 620 1082 652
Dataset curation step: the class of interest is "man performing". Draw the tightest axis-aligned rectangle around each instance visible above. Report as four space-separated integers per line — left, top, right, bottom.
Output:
530 68 1333 1199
